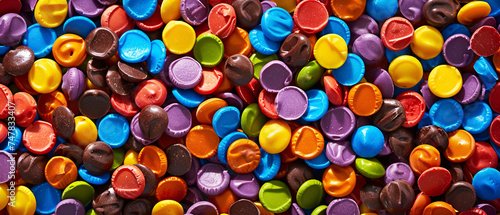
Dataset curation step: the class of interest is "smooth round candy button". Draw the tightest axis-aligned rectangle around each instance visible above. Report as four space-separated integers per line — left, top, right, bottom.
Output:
259 180 292 213
98 113 130 148
410 144 441 175
31 182 62 214
259 119 291 154
330 0 365 21
356 157 385 179
323 164 356 197
193 33 224 67
388 55 423 89
52 34 87 68
34 0 68 28
118 29 151 63
28 58 62 94
352 33 384 66
208 3 237 39
7 186 37 215
411 25 443 60
227 139 261 173
381 17 414 51
197 163 230 196
23 24 57 58
241 103 269 137
332 53 365 86
418 167 452 196
443 34 475 67
428 65 462 98
169 56 202 90
471 26 500 57
457 1 491 25
186 125 220 159
162 20 196 55
24 120 57 155
69 116 98 148
296 61 324 91
314 34 348 69
296 179 324 209
385 162 415 185
445 129 476 163
472 167 500 201
123 0 157 20
261 7 293 42
352 125 384 158
347 83 382 116
429 98 463 132
62 181 95 207
275 86 308 121
320 106 356 141
463 101 492 134
294 0 328 34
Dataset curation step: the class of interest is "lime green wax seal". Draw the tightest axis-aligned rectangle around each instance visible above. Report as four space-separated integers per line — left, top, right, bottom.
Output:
259 180 292 213
193 33 224 67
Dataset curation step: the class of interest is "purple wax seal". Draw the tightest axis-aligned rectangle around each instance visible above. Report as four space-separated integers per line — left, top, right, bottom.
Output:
169 56 203 89
470 17 497 33
61 67 86 101
364 68 394 99
378 135 392 156
398 0 426 22
182 187 205 208
180 0 209 26
182 156 201 186
291 203 305 215
0 151 14 183
131 112 161 145
325 141 356 167
346 14 379 44
352 33 384 65
275 86 308 120
159 54 182 88
229 173 260 200
70 0 105 18
320 106 356 141
420 80 440 109
476 203 496 215
259 60 292 93
67 0 78 17
327 198 359 215
453 73 481 105
385 162 415 186
479 84 487 102
55 199 85 215
197 163 230 196
261 0 277 13
443 34 474 67
163 103 192 138
216 92 244 111
186 201 219 215
0 13 27 47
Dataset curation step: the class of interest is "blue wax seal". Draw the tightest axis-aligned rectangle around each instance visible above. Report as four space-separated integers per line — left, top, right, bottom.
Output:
441 24 471 40
331 53 365 86
78 165 111 185
351 125 385 158
463 101 493 134
301 89 329 122
0 45 9 55
429 98 464 132
385 46 411 63
98 113 130 148
484 0 500 17
260 7 293 42
123 0 157 20
305 149 331 169
172 87 206 108
473 127 491 141
0 126 21 153
318 17 351 44
63 16 96 38
23 24 57 58
254 148 281 181
146 39 166 75
218 131 248 164
118 29 152 63
420 53 445 72
212 106 241 138
366 0 398 21
474 57 498 90
249 25 281 55
31 182 62 215
473 167 500 201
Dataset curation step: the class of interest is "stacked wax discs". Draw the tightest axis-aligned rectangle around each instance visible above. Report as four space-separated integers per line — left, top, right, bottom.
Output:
2 0 500 215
